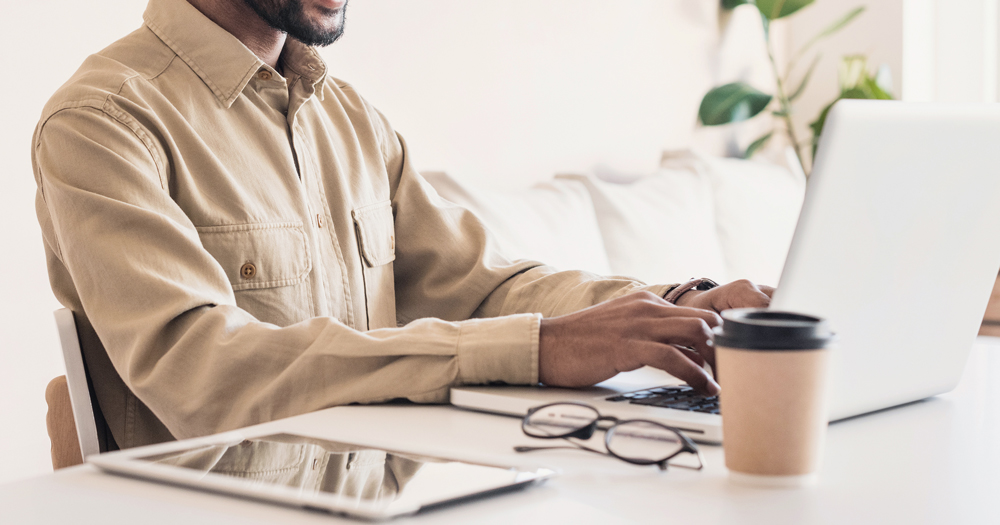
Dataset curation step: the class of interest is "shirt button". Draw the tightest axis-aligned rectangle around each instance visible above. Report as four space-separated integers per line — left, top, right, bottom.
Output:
316 213 324 228
240 262 257 279
257 70 272 81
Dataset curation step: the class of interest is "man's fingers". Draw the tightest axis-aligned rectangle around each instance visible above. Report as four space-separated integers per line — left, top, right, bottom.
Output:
656 304 722 328
641 343 720 395
725 280 770 310
672 344 706 368
742 292 770 309
639 317 716 373
759 285 776 298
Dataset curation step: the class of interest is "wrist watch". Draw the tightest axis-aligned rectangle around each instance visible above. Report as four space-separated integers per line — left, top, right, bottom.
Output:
664 278 719 305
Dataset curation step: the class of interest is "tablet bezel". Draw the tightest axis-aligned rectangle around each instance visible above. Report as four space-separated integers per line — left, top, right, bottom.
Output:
88 431 555 520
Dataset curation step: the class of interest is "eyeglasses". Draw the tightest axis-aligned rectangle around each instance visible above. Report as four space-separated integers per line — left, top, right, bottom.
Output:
513 402 704 471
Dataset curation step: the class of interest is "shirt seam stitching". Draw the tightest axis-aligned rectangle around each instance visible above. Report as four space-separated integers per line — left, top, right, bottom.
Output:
33 103 164 258
101 96 168 190
148 53 177 81
143 18 230 104
195 221 304 233
351 89 389 164
33 104 109 262
308 154 347 325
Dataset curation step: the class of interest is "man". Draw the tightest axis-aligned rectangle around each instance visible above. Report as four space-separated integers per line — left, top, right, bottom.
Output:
33 0 772 450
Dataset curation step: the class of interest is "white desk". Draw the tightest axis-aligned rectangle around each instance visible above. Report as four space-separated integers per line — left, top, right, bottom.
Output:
5 340 999 524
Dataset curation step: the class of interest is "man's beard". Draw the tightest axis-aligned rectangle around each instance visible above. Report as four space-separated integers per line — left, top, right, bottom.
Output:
242 0 347 47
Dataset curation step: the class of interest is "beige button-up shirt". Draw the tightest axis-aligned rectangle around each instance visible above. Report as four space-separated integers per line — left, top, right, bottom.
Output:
33 0 670 449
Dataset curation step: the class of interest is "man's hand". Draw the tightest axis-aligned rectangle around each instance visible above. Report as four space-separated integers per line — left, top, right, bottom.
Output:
674 279 774 313
538 292 722 395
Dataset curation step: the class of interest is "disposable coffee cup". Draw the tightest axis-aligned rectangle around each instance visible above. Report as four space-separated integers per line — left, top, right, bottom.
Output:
714 308 835 488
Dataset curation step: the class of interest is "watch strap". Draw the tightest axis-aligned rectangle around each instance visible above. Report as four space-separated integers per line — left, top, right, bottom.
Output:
663 278 719 304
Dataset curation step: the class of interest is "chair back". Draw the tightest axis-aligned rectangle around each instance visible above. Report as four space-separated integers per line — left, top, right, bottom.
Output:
54 308 101 459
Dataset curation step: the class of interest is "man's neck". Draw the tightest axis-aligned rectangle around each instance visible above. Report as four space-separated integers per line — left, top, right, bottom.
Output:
185 0 285 68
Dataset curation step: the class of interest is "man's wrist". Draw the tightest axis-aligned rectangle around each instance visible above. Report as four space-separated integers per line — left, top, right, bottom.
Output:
664 278 719 305
674 289 705 307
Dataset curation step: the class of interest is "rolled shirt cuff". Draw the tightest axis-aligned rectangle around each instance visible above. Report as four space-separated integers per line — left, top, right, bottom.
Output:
457 313 540 386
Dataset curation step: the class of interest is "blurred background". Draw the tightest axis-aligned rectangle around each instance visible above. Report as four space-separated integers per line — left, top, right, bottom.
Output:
1 0 996 482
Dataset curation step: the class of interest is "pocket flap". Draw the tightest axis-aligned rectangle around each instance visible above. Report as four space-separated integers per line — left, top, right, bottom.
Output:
196 222 311 290
352 201 396 267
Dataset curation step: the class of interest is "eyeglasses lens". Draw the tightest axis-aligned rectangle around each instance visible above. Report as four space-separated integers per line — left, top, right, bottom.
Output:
606 421 685 463
523 404 599 438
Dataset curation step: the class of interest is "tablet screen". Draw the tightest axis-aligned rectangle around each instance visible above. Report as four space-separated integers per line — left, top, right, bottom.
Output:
122 433 550 518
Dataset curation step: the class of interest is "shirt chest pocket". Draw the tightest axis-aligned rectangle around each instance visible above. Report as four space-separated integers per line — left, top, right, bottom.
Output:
352 201 396 329
196 222 313 326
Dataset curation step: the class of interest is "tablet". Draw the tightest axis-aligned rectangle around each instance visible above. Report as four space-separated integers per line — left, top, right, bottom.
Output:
89 432 555 520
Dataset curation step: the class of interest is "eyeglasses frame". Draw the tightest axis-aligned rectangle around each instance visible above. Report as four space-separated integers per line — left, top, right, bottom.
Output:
516 401 704 471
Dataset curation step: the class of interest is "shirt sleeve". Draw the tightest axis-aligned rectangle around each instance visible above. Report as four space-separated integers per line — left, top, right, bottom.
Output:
373 105 674 378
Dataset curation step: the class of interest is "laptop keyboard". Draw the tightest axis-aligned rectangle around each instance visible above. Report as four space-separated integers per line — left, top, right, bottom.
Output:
605 385 721 415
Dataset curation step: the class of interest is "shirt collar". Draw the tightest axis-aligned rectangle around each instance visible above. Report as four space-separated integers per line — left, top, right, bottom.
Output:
143 0 328 107
279 40 329 102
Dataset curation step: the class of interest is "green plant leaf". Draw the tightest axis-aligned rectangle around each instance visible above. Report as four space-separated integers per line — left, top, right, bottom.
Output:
809 100 835 160
862 77 893 100
755 0 815 20
744 131 774 159
837 56 894 99
810 69 894 160
698 82 774 126
841 81 891 101
838 55 869 91
722 0 751 9
795 6 864 58
787 54 822 102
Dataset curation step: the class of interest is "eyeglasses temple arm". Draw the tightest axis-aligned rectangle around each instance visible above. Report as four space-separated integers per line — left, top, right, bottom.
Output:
669 449 706 471
514 440 608 457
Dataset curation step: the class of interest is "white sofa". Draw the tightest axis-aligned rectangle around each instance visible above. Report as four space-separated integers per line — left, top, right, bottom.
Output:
423 150 805 288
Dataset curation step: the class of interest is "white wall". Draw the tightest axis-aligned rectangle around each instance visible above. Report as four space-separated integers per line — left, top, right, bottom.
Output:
0 0 147 483
320 0 764 189
902 0 1000 103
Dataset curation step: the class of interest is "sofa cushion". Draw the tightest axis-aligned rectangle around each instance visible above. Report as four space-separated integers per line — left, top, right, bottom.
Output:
421 171 613 275
660 150 805 286
557 170 728 285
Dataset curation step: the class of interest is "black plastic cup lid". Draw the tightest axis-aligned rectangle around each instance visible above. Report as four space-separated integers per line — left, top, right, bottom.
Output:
712 308 834 351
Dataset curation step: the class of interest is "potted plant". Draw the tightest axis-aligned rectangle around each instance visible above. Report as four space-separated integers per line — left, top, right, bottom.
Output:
699 0 893 174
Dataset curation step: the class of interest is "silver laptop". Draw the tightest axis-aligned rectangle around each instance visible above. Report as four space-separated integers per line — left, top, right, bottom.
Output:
450 100 1000 443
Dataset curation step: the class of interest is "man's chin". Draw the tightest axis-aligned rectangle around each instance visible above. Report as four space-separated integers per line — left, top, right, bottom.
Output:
291 27 343 47
295 5 345 46
243 0 348 47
